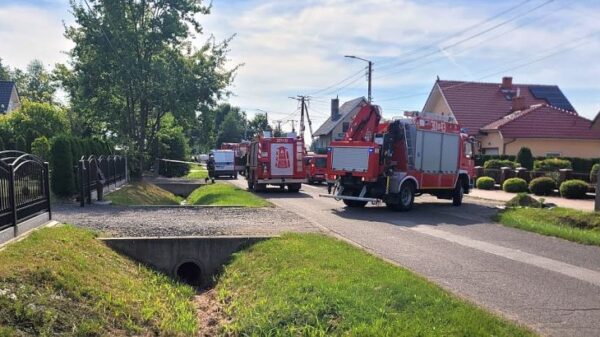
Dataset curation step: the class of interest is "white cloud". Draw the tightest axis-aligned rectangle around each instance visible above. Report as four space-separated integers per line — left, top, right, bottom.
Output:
0 4 73 69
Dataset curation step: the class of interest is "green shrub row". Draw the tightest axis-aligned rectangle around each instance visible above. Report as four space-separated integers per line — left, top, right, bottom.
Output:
483 159 519 170
533 158 572 172
477 175 589 200
50 135 114 197
476 155 599 173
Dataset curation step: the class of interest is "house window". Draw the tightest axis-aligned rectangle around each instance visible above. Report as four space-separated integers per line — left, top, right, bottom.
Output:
342 122 350 133
482 148 499 155
545 152 561 157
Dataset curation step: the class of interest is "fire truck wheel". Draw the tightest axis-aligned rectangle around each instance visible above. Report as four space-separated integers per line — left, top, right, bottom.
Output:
452 181 464 206
288 184 301 193
252 183 266 192
388 182 415 212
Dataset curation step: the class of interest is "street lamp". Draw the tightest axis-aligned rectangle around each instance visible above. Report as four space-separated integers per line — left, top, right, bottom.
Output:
345 55 373 102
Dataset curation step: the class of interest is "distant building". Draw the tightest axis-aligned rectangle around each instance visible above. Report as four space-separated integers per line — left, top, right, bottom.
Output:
313 97 368 149
422 76 600 158
0 81 20 114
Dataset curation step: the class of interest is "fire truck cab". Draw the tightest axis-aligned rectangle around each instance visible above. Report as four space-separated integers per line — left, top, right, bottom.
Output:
304 154 328 184
322 104 474 211
246 131 307 192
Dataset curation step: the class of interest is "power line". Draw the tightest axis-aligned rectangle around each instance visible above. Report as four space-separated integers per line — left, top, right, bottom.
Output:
376 31 598 103
377 0 554 75
307 67 366 96
376 0 533 69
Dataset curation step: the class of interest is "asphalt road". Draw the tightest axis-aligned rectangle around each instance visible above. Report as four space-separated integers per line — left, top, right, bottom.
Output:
230 178 600 337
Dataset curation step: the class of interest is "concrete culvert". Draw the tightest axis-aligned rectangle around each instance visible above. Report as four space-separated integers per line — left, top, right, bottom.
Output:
176 262 203 287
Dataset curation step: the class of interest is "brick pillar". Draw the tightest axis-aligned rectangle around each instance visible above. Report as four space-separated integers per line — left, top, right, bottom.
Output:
500 167 514 184
474 166 484 181
559 169 572 184
515 167 529 182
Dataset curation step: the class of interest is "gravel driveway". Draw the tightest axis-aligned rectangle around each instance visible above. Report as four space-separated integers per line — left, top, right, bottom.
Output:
53 203 318 237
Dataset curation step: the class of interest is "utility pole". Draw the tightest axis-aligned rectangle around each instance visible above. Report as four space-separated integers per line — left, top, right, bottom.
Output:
345 55 373 102
596 169 599 212
290 95 309 138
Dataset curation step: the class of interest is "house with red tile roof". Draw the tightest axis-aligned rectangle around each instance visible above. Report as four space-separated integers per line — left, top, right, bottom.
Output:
421 77 600 158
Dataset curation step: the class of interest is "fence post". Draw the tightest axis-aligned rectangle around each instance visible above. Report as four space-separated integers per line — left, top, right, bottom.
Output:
125 156 129 182
559 169 572 184
44 162 52 220
78 160 85 207
594 170 600 212
474 166 484 181
515 167 528 182
500 167 514 185
8 165 17 236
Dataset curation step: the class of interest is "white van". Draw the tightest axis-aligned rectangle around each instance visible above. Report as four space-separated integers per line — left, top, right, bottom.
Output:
212 150 236 178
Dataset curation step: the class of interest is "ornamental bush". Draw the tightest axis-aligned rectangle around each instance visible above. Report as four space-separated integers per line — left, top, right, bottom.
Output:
51 135 75 197
516 147 534 170
476 176 495 190
534 158 571 172
591 164 600 183
31 136 51 161
528 177 557 196
502 178 528 193
559 180 589 199
483 159 518 169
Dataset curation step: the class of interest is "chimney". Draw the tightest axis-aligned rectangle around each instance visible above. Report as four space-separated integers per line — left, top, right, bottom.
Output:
331 98 340 121
511 95 527 112
501 76 513 90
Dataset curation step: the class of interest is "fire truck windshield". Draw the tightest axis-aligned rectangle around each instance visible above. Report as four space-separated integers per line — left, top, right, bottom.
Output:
315 157 327 168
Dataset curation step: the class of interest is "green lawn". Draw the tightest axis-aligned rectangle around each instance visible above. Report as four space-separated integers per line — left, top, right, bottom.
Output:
187 183 270 207
105 181 183 205
217 233 535 336
186 164 208 180
0 226 197 336
497 207 600 246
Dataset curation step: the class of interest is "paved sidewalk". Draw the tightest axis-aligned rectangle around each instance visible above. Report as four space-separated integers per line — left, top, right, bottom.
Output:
468 188 596 211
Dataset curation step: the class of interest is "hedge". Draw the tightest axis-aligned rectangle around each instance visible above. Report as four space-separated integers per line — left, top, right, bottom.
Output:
528 177 556 196
534 158 572 172
483 159 518 170
476 176 495 190
477 155 599 173
31 136 50 161
502 178 528 193
559 180 589 199
50 135 75 197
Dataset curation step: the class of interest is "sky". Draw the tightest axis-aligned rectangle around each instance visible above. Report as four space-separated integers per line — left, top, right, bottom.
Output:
0 0 599 139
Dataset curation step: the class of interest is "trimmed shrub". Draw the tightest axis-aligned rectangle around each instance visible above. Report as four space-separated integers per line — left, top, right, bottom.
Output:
559 180 588 199
51 135 75 197
591 164 599 183
31 136 51 161
476 176 495 190
506 193 542 208
534 158 571 172
516 147 534 170
528 177 557 196
483 159 518 169
502 178 528 193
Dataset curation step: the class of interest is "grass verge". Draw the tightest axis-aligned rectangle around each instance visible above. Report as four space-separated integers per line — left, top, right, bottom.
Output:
187 183 270 207
105 181 183 205
497 207 600 246
186 164 208 180
0 225 197 336
217 233 535 336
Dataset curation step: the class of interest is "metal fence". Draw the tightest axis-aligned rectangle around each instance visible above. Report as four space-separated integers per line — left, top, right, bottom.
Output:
0 151 51 232
79 155 127 207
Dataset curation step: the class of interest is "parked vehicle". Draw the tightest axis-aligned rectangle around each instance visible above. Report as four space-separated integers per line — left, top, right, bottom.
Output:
211 149 237 179
322 104 474 211
246 131 307 192
304 154 328 184
221 142 250 174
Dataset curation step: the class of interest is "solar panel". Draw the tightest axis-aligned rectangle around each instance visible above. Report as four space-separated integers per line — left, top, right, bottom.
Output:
529 86 575 111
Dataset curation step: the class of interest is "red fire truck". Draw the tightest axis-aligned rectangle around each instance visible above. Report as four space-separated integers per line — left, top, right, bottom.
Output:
246 131 307 192
304 154 328 184
322 104 474 211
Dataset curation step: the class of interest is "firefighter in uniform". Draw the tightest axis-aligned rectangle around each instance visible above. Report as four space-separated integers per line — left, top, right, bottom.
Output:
206 154 216 184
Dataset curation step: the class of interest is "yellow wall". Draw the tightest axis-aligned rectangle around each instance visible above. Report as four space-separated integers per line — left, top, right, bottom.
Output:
478 132 504 154
504 138 600 158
